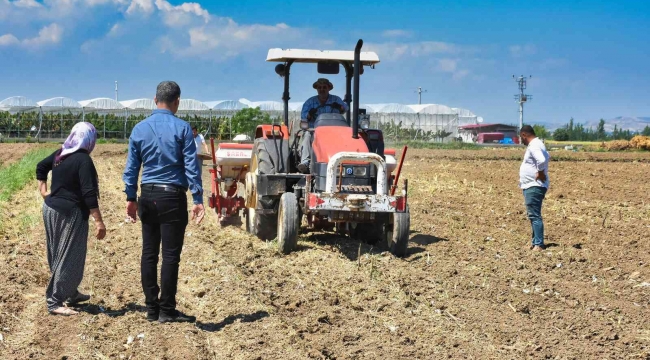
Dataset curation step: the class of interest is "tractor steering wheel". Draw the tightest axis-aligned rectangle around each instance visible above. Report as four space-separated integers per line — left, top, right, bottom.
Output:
308 103 344 121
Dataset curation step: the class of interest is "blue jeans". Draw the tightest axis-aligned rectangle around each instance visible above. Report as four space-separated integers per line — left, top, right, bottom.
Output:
523 186 547 247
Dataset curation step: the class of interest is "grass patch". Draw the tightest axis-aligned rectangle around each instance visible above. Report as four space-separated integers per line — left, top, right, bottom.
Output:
0 147 56 232
0 147 55 202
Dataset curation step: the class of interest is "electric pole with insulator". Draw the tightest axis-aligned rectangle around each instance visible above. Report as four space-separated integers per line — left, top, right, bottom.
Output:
513 75 532 131
415 86 427 104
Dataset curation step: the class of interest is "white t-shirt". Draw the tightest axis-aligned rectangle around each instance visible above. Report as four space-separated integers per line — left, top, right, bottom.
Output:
194 134 205 154
519 137 550 189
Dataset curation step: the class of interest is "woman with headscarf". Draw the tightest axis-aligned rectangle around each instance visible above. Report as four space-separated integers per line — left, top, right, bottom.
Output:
36 122 106 316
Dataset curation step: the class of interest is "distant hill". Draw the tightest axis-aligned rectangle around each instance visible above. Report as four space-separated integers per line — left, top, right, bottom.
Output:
586 117 650 133
545 117 650 133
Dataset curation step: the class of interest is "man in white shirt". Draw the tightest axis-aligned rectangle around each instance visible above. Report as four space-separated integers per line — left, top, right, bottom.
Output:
518 125 550 251
192 126 210 177
192 126 209 154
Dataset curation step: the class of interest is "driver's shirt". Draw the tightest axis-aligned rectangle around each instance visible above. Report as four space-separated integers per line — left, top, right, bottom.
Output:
300 94 348 122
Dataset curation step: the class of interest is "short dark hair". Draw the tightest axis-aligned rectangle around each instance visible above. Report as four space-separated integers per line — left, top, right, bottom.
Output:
191 125 198 131
520 125 536 136
156 81 181 105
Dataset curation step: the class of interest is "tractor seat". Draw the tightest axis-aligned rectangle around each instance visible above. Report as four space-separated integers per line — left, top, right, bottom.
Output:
314 113 348 128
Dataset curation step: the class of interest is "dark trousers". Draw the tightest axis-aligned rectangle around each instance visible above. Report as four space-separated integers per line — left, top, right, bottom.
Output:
138 185 188 316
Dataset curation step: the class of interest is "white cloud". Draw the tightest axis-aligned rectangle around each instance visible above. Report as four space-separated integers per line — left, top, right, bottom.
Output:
509 44 536 58
437 58 457 72
22 23 63 47
382 29 412 38
107 23 122 37
0 23 63 48
436 58 470 80
177 20 297 58
1 0 311 59
0 34 20 46
126 0 155 15
154 0 209 27
365 41 465 61
12 0 42 8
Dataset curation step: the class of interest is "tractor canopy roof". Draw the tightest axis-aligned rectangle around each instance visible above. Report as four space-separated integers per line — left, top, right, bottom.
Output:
266 48 380 66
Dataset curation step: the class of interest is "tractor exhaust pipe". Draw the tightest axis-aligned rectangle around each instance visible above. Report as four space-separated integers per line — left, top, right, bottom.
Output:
352 39 362 139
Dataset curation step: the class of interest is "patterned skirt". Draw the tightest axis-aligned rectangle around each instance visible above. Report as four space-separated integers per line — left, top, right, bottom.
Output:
42 203 89 312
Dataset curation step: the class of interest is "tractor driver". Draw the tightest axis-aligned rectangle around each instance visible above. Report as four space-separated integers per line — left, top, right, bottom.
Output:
297 78 348 173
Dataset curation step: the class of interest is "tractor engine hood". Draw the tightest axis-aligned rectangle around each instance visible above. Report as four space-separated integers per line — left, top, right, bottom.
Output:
312 126 369 164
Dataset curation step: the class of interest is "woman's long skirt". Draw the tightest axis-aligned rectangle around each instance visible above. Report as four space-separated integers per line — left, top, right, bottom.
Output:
42 203 88 312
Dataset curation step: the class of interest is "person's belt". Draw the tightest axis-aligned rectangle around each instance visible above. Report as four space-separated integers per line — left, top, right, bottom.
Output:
141 183 187 193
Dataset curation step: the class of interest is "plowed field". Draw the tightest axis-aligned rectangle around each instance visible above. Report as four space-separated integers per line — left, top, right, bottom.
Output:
1 145 649 359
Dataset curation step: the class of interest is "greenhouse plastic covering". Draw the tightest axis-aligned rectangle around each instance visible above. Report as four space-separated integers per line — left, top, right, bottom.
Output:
179 99 210 111
37 97 82 109
79 98 124 110
120 98 156 110
371 103 416 114
204 100 249 110
0 96 38 111
409 104 456 115
1 95 483 130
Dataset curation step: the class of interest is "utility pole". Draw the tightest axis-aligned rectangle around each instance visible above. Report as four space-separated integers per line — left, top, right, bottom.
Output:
513 75 532 130
415 86 427 104
115 81 119 102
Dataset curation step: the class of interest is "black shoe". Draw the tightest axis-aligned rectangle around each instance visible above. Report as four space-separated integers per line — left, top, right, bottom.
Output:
146 310 159 322
65 291 90 305
158 310 196 323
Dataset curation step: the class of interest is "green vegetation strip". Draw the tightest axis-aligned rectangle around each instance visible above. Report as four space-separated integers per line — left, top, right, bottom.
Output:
385 141 481 150
0 148 56 202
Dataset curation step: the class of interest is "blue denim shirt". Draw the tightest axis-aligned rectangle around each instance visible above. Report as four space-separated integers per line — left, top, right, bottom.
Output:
122 109 203 204
300 94 348 120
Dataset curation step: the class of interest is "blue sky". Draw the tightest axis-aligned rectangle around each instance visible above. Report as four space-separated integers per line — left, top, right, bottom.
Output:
1 0 649 127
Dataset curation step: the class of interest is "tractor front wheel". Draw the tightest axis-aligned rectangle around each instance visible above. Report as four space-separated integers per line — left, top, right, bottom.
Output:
385 206 410 257
277 192 299 254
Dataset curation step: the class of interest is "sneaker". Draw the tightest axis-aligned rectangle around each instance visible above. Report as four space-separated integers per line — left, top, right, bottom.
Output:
297 163 309 174
158 310 196 324
65 291 90 305
531 245 545 252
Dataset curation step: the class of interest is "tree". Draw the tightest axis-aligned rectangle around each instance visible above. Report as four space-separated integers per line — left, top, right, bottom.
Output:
642 125 650 136
532 124 549 139
221 107 272 140
553 127 569 141
596 119 606 140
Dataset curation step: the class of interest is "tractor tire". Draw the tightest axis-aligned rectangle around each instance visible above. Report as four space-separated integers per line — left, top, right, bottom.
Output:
255 140 278 210
386 206 410 257
248 139 278 240
277 193 299 254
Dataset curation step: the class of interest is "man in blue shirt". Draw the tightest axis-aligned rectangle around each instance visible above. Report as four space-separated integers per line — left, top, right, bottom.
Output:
297 78 348 173
122 81 204 324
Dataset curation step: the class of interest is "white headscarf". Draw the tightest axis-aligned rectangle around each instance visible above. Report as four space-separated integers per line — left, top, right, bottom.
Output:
55 122 97 163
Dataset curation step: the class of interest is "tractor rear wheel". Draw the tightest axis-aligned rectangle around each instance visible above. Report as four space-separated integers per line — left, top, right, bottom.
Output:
385 206 410 257
247 139 278 240
277 192 299 254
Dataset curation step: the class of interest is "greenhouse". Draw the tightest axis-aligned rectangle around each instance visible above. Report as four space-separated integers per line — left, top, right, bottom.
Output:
0 95 481 142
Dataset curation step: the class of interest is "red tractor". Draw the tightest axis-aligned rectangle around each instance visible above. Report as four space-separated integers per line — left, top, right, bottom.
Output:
209 39 410 256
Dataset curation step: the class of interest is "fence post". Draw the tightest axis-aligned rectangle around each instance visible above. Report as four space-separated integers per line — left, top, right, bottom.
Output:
37 108 43 142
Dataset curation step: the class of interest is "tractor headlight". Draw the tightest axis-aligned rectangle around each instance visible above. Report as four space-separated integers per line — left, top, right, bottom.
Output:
300 120 309 130
359 119 370 130
353 167 367 177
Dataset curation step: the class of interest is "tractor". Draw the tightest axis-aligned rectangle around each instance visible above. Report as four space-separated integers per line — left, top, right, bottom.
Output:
209 39 410 256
